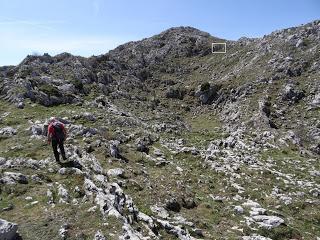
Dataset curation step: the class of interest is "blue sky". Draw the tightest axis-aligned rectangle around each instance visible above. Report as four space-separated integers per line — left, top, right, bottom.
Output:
0 0 319 66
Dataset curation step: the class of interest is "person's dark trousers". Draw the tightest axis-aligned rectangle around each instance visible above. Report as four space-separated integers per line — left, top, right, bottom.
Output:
52 139 66 162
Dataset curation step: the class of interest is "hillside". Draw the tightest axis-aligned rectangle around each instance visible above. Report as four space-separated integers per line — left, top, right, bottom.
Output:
0 20 319 240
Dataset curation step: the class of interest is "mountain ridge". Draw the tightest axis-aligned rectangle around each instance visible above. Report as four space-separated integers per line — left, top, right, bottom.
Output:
3 19 319 69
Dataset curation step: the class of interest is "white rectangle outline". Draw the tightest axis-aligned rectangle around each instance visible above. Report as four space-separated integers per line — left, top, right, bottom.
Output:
212 42 226 53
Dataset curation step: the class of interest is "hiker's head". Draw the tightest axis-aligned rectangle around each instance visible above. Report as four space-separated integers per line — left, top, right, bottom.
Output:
49 117 56 123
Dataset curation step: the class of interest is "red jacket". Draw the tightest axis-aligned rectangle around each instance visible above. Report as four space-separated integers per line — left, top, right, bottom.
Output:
48 121 66 140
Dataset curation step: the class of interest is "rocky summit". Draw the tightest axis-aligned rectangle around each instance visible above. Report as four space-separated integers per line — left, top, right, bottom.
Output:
0 21 319 240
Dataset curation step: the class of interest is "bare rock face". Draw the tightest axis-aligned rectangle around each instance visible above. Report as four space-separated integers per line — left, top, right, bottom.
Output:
109 141 120 158
194 82 220 104
58 223 69 240
108 26 214 71
281 84 305 102
107 168 125 178
15 101 25 109
135 135 154 153
94 230 106 240
29 124 44 137
58 184 70 203
310 93 320 107
242 235 272 240
0 127 17 137
0 219 18 240
251 215 284 229
0 172 28 184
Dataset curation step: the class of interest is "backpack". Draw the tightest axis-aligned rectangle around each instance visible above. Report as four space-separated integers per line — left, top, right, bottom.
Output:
52 122 65 142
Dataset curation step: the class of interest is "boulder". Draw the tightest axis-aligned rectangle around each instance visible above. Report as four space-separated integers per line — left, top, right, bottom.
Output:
58 223 69 239
242 235 272 240
135 136 153 153
58 167 83 175
83 112 96 121
311 93 320 107
157 219 193 239
109 141 120 158
58 184 70 203
310 144 320 155
295 39 305 47
195 82 219 104
47 190 54 204
15 102 25 109
0 127 17 137
153 148 164 157
58 84 76 94
107 168 125 178
234 206 244 214
242 200 261 208
150 205 170 218
0 172 28 184
94 230 106 240
30 124 43 136
281 84 305 102
0 219 18 240
119 223 147 240
249 207 266 216
252 215 284 229
136 143 149 153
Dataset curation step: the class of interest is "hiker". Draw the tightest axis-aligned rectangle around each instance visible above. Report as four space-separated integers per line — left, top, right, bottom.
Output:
47 117 67 162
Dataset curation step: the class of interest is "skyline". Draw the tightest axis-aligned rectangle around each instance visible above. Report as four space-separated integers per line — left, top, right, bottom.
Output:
0 0 319 66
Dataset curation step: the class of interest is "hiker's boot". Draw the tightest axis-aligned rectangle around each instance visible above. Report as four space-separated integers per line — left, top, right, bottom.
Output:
54 152 60 163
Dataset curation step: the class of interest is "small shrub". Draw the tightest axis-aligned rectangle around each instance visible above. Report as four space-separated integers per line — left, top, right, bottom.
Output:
200 82 210 91
38 84 61 97
71 78 84 91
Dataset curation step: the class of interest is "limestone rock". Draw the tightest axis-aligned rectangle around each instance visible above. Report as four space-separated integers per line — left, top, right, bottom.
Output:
0 127 17 136
58 184 70 203
0 172 28 184
234 206 244 214
107 168 125 178
252 215 284 229
94 230 106 240
0 219 18 240
242 235 272 240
